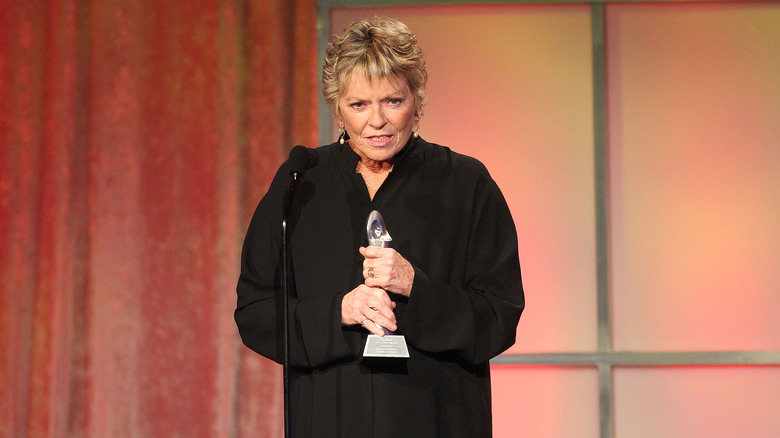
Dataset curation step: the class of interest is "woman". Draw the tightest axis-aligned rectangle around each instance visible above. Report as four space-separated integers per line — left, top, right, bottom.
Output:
236 16 524 437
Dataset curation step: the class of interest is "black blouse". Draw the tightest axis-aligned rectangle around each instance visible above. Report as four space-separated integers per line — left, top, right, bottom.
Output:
236 136 524 437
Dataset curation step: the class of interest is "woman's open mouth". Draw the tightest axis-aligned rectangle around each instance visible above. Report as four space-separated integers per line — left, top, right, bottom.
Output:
366 135 393 147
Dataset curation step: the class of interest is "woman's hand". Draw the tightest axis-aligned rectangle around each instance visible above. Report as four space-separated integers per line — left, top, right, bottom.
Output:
341 284 397 336
360 246 415 298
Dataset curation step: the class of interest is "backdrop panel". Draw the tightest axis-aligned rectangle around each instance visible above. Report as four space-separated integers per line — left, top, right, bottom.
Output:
332 2 597 355
607 2 780 352
615 366 780 437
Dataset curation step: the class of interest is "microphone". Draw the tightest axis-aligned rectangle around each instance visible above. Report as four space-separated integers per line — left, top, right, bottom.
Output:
288 145 319 179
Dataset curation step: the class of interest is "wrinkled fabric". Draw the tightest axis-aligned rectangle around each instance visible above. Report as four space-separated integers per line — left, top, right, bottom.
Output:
0 1 317 436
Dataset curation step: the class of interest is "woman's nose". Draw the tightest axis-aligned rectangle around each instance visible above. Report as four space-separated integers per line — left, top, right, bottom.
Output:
369 106 387 128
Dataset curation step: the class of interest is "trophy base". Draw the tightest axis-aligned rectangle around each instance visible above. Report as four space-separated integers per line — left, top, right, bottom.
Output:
362 334 410 358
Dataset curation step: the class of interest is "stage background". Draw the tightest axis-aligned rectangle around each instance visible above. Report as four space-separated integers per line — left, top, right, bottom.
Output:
2 1 316 436
328 2 780 438
3 1 780 437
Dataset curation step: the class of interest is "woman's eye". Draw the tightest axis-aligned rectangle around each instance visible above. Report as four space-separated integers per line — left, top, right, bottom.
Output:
388 98 402 105
350 102 366 110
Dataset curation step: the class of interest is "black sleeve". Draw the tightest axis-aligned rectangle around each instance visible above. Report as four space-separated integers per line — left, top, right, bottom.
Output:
234 163 360 369
400 164 525 364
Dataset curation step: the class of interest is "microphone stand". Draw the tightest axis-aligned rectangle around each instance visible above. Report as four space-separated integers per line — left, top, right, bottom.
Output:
279 145 316 438
281 171 301 438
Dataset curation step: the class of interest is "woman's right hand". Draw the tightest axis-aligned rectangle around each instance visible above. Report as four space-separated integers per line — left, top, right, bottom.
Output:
341 284 397 337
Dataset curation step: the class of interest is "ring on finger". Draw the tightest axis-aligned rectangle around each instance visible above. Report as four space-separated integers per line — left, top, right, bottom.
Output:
361 318 368 327
367 267 375 278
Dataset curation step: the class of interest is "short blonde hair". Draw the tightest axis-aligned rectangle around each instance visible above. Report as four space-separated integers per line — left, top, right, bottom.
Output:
322 17 427 118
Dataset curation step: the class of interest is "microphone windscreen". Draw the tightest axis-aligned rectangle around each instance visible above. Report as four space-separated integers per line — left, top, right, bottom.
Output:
288 145 313 176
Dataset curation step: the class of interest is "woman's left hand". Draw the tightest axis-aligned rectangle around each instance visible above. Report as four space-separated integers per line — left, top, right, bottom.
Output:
360 246 415 298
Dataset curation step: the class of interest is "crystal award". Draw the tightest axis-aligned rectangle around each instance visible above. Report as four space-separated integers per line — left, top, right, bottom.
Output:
362 210 410 358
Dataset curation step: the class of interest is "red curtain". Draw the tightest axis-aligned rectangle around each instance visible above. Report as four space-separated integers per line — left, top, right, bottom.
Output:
0 0 317 436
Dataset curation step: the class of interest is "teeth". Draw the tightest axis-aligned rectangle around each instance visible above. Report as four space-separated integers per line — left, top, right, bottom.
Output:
371 136 389 141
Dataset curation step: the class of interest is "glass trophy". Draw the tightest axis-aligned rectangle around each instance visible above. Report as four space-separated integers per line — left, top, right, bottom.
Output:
362 210 410 358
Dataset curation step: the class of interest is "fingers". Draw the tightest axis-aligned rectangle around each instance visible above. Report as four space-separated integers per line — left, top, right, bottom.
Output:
364 301 397 334
361 247 415 298
359 245 389 259
341 285 397 334
360 308 395 336
363 266 389 287
361 247 394 284
360 311 397 336
343 247 412 337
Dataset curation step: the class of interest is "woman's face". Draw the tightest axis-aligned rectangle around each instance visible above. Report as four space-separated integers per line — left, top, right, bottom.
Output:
337 73 417 164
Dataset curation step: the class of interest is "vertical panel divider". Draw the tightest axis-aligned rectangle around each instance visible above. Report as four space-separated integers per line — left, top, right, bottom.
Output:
591 3 614 438
598 363 615 438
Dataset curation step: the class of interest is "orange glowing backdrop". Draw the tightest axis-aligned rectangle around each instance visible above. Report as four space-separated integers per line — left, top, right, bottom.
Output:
607 3 780 437
329 2 780 437
332 2 598 355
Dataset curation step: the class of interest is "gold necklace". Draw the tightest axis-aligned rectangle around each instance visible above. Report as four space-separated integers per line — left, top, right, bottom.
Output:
361 176 380 191
356 162 391 191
